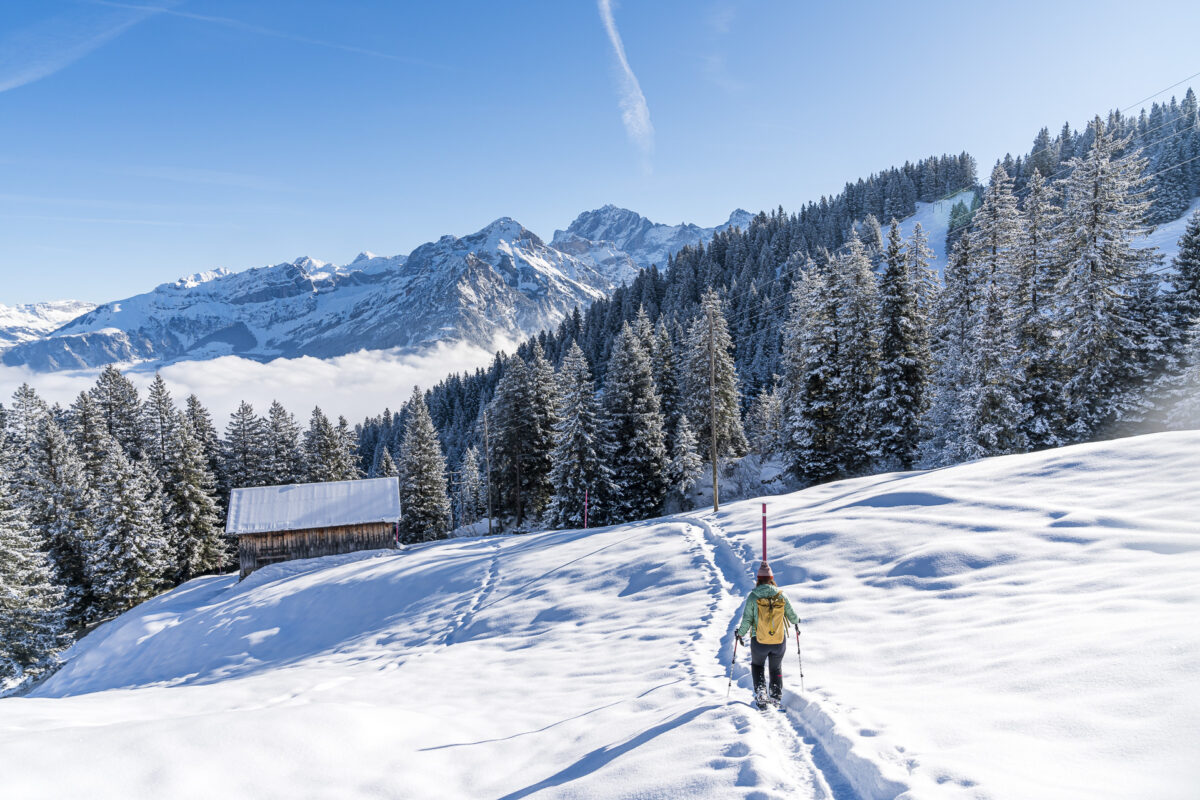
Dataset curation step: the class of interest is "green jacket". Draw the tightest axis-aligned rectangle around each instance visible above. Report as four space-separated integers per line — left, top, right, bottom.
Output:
736 583 799 640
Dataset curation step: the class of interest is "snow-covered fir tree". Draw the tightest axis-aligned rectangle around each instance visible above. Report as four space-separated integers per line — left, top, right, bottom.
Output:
27 416 97 626
781 261 844 485
746 383 783 459
832 233 881 475
960 165 1028 458
524 343 560 520
1164 210 1200 358
398 387 451 542
1166 322 1200 428
1013 170 1066 449
263 401 304 486
88 445 171 620
66 391 113 486
454 445 482 527
651 321 680 448
303 406 352 483
0 465 69 687
602 322 668 522
376 446 398 478
961 280 1028 458
922 234 977 466
222 401 268 491
89 365 142 458
1051 118 1162 439
865 222 931 470
549 341 613 528
184 393 222 482
139 374 177 482
490 357 537 526
165 415 227 581
668 415 704 505
334 416 361 481
681 289 747 461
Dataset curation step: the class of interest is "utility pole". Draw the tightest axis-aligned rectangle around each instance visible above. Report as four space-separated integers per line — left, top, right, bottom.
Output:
708 303 719 513
483 410 494 536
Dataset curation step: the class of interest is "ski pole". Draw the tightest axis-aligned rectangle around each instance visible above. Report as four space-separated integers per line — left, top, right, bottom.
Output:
795 625 805 694
726 636 739 699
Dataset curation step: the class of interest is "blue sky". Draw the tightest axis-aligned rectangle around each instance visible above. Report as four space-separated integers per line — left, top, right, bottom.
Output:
2 0 1198 304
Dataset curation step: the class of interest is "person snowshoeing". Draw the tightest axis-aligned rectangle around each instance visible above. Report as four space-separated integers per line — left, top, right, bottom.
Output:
735 560 799 708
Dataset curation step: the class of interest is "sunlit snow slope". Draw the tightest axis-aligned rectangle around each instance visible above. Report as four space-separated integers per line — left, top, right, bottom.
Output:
2 432 1198 799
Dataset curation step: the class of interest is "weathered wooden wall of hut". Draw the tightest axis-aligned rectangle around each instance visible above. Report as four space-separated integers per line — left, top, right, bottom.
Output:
238 522 395 579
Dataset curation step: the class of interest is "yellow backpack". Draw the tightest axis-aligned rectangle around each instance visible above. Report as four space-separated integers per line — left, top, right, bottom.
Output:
755 592 788 644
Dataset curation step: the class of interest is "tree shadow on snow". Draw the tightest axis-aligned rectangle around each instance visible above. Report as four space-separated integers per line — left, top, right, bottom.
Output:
494 704 719 800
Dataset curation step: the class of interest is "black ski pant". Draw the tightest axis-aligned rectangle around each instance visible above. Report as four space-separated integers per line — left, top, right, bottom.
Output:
750 637 785 699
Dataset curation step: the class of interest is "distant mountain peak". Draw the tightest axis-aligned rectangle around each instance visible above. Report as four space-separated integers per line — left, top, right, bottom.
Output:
553 204 751 269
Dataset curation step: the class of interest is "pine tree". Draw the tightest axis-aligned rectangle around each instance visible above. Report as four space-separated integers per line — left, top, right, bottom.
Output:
781 262 843 484
866 222 931 470
603 322 668 522
26 417 98 627
1165 210 1200 350
184 394 222 483
524 344 560 519
1051 118 1162 439
832 233 880 475
88 446 171 620
89 365 142 458
746 384 783 458
303 406 342 483
490 358 536 526
455 446 482 527
222 401 268 491
961 281 1028 458
262 401 304 485
681 289 747 461
651 321 680 445
922 234 976 466
165 416 227 581
668 416 704 502
549 341 613 528
333 416 361 481
0 468 69 686
376 447 398 478
960 164 1028 458
398 388 451 542
1014 170 1066 449
65 391 114 486
1166 322 1200 428
140 374 177 482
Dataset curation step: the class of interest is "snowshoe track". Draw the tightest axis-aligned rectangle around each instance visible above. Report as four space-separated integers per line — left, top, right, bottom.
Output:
685 514 908 800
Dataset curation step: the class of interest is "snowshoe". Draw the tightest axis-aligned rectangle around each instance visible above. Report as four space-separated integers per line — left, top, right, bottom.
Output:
754 689 770 711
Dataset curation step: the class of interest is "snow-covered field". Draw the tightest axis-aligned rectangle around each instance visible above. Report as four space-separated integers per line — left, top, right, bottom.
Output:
2 432 1198 799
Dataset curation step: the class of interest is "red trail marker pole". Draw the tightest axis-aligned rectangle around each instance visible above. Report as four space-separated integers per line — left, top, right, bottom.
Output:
761 503 767 560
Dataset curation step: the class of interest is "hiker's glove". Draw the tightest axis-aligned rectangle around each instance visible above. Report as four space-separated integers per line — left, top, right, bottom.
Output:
736 633 746 647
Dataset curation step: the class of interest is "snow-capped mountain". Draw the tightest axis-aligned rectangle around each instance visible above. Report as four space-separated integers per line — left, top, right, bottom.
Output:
0 300 95 350
2 207 743 372
551 205 754 270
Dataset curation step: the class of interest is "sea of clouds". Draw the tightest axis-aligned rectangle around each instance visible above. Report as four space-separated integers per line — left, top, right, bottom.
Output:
0 338 515 424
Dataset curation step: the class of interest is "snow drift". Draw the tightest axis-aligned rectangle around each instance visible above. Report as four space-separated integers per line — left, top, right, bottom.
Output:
2 432 1197 799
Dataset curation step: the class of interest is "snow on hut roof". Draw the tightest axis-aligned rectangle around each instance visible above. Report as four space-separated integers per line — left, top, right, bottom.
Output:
226 477 401 535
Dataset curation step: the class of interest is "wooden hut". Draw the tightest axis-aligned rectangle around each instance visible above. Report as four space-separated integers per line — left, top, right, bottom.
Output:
227 477 401 579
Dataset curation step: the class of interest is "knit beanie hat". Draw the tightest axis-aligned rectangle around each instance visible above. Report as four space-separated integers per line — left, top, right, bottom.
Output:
756 560 773 579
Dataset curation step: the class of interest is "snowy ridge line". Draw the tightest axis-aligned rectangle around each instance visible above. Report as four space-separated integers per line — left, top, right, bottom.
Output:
685 512 909 800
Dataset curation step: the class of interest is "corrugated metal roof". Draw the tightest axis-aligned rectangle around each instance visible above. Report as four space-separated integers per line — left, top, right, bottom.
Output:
226 477 401 535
